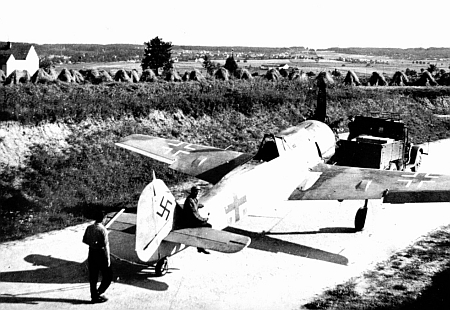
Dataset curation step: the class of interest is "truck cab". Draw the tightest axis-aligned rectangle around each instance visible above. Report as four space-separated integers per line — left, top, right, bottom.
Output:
332 114 423 171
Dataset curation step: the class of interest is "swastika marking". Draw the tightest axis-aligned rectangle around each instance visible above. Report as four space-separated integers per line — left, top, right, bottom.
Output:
157 196 173 220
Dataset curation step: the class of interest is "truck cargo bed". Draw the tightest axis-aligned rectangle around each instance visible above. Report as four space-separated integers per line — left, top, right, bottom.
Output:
335 138 403 170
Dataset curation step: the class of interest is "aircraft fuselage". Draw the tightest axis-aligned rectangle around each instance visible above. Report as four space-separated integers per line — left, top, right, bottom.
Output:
199 120 337 230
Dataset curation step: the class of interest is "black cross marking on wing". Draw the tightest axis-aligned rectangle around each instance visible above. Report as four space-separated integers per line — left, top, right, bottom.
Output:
163 141 196 156
397 172 438 188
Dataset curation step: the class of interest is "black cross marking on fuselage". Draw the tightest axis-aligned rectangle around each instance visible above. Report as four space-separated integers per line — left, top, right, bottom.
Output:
157 196 173 220
225 194 247 222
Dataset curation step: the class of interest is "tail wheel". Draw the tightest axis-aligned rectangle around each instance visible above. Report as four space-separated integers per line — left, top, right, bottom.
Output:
354 200 369 232
155 258 169 276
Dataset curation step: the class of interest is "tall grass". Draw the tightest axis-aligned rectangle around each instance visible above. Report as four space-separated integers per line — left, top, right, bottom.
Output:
2 79 450 125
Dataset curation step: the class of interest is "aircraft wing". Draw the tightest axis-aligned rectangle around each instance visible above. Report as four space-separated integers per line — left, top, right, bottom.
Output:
164 227 251 253
289 163 450 203
116 134 253 184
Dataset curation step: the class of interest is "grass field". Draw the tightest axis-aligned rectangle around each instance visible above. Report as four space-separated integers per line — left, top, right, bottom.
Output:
54 50 449 80
304 224 450 309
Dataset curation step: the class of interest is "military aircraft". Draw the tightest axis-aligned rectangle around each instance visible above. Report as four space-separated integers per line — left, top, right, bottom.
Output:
104 172 251 276
113 115 450 276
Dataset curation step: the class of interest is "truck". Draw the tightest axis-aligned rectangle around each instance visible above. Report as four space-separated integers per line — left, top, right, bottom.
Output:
331 113 424 172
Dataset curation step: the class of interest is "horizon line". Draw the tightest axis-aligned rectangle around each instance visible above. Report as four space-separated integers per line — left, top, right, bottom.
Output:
1 40 449 50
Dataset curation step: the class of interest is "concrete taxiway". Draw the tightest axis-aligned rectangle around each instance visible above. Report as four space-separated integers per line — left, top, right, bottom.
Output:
1 139 450 310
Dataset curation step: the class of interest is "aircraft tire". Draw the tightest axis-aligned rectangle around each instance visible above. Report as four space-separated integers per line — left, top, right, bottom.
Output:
354 207 368 232
155 258 168 276
388 162 397 171
412 153 422 172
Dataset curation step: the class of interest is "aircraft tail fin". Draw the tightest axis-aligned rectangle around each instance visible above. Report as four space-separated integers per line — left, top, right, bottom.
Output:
135 174 177 262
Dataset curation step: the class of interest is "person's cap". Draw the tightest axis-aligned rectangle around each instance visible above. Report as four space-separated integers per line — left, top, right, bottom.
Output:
191 186 200 193
93 209 105 222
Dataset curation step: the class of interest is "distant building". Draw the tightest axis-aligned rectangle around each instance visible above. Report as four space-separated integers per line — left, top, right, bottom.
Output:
0 42 39 76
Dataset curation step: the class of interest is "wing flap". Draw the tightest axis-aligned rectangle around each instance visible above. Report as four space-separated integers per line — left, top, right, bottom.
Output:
164 227 251 253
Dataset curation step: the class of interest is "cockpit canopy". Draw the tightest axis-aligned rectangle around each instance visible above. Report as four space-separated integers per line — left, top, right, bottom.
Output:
254 120 336 162
253 134 279 162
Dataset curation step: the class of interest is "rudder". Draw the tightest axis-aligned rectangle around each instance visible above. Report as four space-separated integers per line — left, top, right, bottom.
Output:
135 177 176 262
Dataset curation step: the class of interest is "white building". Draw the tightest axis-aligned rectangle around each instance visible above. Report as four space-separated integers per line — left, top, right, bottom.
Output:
0 42 39 76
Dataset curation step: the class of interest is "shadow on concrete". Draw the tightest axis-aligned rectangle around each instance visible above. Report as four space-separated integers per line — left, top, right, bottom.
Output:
0 295 91 305
0 254 168 293
224 227 349 265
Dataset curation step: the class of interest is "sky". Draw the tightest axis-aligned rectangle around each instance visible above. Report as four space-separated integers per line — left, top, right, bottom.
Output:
2 0 449 49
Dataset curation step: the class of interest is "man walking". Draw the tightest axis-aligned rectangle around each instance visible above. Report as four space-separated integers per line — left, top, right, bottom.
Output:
82 210 113 303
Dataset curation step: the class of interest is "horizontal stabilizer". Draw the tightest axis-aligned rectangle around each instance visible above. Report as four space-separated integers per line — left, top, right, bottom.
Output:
105 209 125 229
165 227 251 253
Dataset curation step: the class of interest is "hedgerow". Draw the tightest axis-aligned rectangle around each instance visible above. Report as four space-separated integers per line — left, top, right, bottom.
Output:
3 80 450 125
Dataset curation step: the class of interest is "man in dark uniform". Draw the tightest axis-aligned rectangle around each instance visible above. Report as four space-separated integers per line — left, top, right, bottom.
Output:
183 186 212 254
82 210 113 303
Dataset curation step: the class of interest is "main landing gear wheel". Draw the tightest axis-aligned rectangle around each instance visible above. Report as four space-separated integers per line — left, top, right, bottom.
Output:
155 258 169 277
354 199 369 232
412 153 422 172
388 162 397 171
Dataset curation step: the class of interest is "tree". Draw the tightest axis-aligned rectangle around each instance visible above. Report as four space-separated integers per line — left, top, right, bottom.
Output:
427 64 438 74
39 57 53 69
141 37 173 75
224 55 238 75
